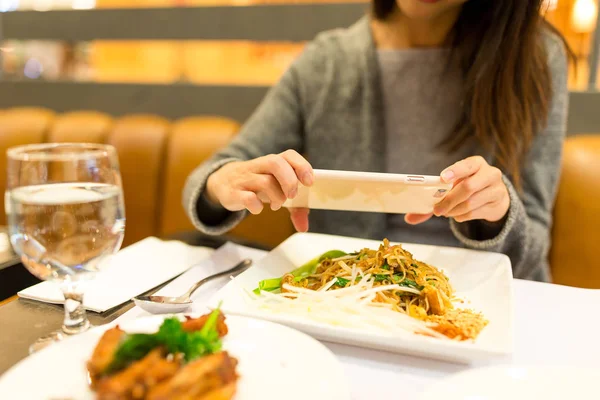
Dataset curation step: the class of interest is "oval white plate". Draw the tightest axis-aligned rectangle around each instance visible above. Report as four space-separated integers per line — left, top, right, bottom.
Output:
419 365 600 400
0 315 350 400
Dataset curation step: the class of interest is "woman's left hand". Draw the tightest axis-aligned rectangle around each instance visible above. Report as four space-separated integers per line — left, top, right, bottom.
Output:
405 156 510 225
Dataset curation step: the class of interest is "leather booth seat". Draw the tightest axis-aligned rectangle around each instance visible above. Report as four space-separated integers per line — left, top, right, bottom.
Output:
0 107 597 288
0 107 294 249
549 135 600 289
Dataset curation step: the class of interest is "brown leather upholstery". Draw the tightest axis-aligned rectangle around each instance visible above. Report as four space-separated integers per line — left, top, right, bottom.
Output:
0 107 55 225
108 115 170 246
161 117 239 236
550 135 600 288
47 111 113 143
161 117 294 248
0 107 293 250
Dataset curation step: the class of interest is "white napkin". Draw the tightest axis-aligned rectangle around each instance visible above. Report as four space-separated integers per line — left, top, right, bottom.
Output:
115 242 267 323
18 237 215 313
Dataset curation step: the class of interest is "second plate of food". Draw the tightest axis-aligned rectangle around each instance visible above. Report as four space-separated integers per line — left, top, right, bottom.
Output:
0 311 350 400
209 232 514 364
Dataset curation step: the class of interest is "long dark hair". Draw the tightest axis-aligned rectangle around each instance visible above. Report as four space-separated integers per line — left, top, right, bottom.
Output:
372 0 572 188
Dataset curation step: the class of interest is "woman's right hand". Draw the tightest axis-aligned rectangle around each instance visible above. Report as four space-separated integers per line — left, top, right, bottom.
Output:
205 150 314 232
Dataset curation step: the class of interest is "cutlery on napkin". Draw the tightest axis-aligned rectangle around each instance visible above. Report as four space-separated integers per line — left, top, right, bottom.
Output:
17 237 215 313
115 242 268 323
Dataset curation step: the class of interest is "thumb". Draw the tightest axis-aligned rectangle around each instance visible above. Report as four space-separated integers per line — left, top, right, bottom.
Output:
289 208 309 232
404 213 433 225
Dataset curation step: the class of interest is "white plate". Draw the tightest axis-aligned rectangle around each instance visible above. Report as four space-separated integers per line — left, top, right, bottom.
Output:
0 315 350 400
418 365 600 400
210 232 514 364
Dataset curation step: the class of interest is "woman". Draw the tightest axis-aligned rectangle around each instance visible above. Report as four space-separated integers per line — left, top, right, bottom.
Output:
183 0 570 281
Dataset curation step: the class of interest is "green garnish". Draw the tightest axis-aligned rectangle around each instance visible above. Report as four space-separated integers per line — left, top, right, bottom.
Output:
106 307 223 374
372 275 424 290
334 277 350 287
373 274 391 282
381 263 390 270
399 279 425 291
106 334 159 373
254 250 347 293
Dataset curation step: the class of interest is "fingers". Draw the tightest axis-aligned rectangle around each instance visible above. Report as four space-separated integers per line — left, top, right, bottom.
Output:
253 154 299 199
210 153 310 216
452 206 491 223
280 150 314 186
435 158 509 223
246 174 287 211
434 171 495 216
240 191 263 215
444 186 504 217
289 208 310 232
441 156 486 183
404 213 433 225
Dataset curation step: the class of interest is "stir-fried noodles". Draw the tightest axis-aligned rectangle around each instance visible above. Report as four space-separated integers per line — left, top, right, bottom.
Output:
255 239 488 340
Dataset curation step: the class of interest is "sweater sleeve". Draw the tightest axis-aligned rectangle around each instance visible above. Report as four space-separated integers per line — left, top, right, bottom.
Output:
182 41 323 235
449 35 569 281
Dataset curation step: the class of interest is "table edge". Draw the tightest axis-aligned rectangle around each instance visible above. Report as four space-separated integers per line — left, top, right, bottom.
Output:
0 295 16 307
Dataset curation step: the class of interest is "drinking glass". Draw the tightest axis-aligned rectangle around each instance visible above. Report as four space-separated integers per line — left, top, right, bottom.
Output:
5 143 125 353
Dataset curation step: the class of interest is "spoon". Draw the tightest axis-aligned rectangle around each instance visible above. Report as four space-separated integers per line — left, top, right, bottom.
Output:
133 258 253 314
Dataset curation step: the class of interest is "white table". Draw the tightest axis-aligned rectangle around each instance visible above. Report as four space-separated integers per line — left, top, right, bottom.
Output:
116 245 600 399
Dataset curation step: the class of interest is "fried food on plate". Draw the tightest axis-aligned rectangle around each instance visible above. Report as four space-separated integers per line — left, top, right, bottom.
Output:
87 309 238 400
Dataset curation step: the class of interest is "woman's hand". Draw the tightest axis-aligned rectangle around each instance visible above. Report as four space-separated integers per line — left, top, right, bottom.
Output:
205 150 313 232
405 156 510 225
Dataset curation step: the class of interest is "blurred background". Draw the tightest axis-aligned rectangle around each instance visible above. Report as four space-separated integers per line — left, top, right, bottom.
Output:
0 0 597 88
0 0 360 85
0 0 599 298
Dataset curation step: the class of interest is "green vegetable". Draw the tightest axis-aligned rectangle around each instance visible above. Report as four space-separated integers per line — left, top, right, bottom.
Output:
291 250 348 279
106 307 223 374
107 334 159 373
254 250 347 293
381 263 390 270
399 279 424 291
373 274 391 282
372 275 424 290
253 278 282 295
323 250 348 259
334 277 350 287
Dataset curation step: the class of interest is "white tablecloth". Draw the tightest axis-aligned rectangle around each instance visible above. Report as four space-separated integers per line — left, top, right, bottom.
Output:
116 244 600 399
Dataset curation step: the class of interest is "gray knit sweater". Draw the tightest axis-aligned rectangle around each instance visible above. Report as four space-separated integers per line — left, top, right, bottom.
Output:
183 17 569 281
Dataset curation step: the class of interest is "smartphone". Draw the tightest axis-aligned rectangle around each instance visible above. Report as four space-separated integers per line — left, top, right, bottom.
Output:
282 169 452 215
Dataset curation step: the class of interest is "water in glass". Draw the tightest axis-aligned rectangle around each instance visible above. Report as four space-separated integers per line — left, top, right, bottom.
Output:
5 143 125 352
